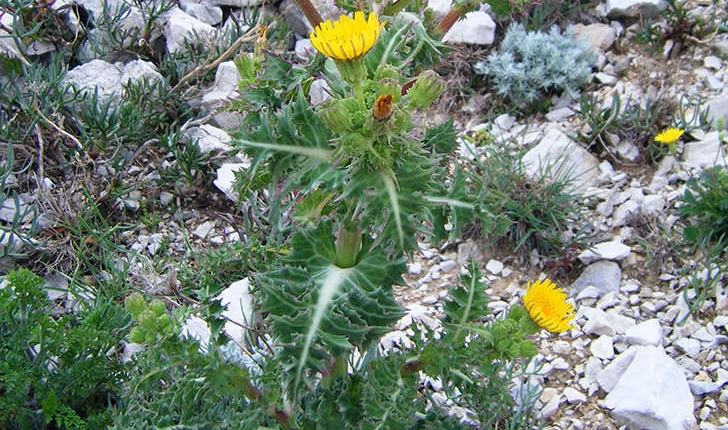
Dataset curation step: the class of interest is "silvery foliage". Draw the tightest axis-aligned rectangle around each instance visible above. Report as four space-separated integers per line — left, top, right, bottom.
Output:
474 24 595 105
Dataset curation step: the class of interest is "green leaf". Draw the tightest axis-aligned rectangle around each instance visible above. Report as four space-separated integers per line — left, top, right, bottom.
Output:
258 222 404 394
422 119 456 155
443 261 490 344
361 355 422 430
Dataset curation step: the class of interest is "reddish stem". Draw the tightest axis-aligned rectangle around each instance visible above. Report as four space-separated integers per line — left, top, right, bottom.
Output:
293 0 324 29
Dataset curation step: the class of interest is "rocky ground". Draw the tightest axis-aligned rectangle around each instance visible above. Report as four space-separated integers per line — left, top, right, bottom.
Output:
2 0 728 428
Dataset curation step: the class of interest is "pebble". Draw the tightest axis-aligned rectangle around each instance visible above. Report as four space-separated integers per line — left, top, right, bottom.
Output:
563 387 587 404
485 259 504 274
590 335 615 360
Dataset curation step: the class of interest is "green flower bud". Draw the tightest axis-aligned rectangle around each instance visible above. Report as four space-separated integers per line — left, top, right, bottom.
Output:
318 99 353 133
139 310 157 333
149 300 166 316
130 326 146 344
406 70 444 109
124 292 146 320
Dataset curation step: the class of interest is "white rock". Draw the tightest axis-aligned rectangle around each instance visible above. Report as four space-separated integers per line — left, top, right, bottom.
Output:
552 340 572 355
485 259 504 275
295 38 316 61
576 285 602 301
213 163 249 202
522 125 600 193
591 335 615 359
683 131 727 169
161 8 217 55
596 345 641 392
210 0 263 6
605 310 636 334
551 357 570 370
181 315 212 351
641 194 666 216
193 220 215 239
570 261 622 298
603 346 696 430
624 318 663 346
675 337 702 358
689 380 723 396
582 307 617 336
704 55 723 70
540 394 562 419
201 61 241 112
442 11 496 45
578 240 631 264
408 262 423 275
706 95 728 130
309 78 332 106
545 107 574 122
571 22 616 51
216 278 255 345
563 387 587 403
427 0 452 19
182 124 232 154
439 260 458 273
179 0 223 25
606 0 665 18
611 199 640 227
64 59 164 105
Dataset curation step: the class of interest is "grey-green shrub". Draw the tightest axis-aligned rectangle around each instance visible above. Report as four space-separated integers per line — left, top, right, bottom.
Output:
474 24 595 106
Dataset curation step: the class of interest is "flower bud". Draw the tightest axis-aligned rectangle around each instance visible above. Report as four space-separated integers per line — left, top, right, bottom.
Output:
372 94 394 120
406 70 444 109
318 99 353 133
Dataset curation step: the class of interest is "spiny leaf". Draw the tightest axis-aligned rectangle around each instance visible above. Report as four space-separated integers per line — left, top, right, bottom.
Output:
258 222 404 395
443 261 490 344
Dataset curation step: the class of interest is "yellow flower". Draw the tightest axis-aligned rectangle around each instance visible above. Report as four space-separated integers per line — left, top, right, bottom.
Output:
654 128 684 145
523 279 575 333
309 11 383 62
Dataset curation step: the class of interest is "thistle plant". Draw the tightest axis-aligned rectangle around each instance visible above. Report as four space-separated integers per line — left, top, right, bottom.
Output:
99 6 583 427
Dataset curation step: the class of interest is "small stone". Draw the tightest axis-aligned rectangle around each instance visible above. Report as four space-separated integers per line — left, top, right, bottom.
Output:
552 340 572 355
159 191 174 206
624 319 663 346
675 338 702 358
578 240 631 264
591 335 615 360
485 259 504 275
439 260 457 274
689 380 722 396
408 262 423 275
563 387 587 404
540 394 562 419
551 357 570 370
193 220 215 239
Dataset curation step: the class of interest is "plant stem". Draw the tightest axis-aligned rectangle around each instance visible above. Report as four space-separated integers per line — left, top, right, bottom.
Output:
335 221 362 268
293 0 323 28
438 6 465 35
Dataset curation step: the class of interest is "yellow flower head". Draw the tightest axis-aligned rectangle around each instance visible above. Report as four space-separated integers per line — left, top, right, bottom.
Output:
523 279 575 333
310 11 383 62
654 128 684 145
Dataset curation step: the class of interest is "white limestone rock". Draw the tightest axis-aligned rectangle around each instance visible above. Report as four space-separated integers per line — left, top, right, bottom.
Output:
682 131 727 169
578 240 631 264
571 22 616 51
161 7 217 55
216 278 255 345
522 125 600 193
570 260 622 298
179 0 223 25
442 11 496 45
606 0 666 19
64 59 164 106
623 318 662 346
202 61 242 112
603 346 696 430
181 124 233 154
591 334 615 360
214 163 250 202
